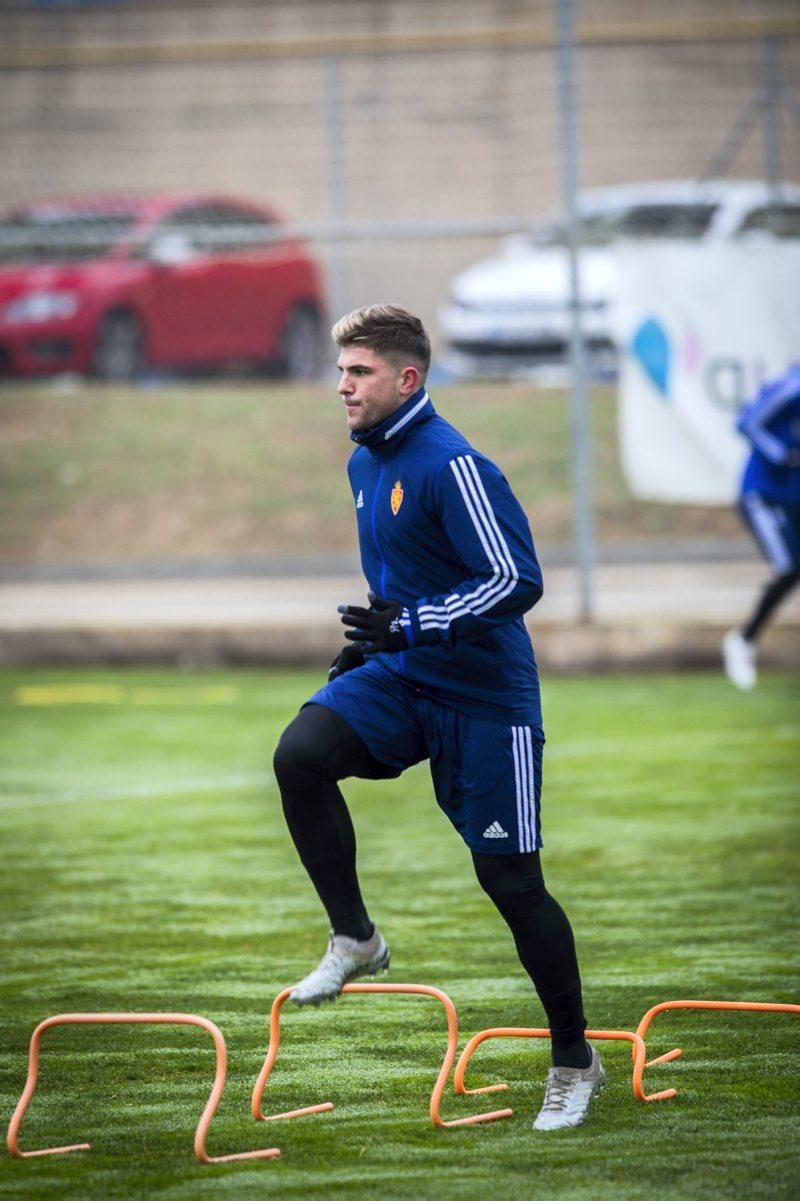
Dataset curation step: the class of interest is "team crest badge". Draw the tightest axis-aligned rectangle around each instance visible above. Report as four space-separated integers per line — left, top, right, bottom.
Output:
390 480 404 515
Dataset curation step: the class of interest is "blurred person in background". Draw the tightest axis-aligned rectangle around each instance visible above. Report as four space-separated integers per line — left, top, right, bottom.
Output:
724 364 800 690
272 304 603 1131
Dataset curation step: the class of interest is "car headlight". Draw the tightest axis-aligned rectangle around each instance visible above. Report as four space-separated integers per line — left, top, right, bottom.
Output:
3 291 80 325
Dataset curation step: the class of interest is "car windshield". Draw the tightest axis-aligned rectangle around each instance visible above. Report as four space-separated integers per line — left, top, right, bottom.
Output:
0 211 138 264
739 204 800 238
528 202 717 247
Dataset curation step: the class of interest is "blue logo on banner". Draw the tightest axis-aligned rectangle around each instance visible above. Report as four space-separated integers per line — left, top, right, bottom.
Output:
631 317 671 398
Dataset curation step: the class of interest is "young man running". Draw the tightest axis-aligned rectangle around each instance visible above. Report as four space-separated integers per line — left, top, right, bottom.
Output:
723 364 800 690
273 304 602 1130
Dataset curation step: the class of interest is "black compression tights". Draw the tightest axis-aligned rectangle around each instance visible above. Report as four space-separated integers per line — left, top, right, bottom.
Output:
273 702 589 1066
273 704 382 942
743 569 800 642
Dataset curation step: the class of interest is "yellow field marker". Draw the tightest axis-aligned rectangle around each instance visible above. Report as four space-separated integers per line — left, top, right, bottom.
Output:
15 685 125 707
14 684 240 707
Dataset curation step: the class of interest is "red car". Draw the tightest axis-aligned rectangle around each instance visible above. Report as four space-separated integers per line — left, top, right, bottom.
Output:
0 192 327 380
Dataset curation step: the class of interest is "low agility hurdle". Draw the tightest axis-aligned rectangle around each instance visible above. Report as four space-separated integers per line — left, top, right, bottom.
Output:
452 1026 674 1108
6 1012 281 1164
635 999 800 1097
252 982 514 1128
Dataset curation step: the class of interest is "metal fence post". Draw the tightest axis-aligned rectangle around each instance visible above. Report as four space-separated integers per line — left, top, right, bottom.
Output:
762 36 783 204
555 0 595 623
323 53 352 321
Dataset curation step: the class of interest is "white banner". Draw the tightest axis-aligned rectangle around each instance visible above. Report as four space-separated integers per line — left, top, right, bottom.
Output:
614 240 800 504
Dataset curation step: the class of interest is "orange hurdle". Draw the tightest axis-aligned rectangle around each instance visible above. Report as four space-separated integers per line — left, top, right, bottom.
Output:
452 1025 675 1109
6 1013 281 1164
634 999 800 1096
252 982 514 1128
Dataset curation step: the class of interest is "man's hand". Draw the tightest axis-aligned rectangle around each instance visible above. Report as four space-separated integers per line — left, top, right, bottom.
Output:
338 592 409 654
328 644 366 682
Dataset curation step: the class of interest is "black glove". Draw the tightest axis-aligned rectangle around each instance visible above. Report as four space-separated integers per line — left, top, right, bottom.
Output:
338 592 409 655
328 643 366 682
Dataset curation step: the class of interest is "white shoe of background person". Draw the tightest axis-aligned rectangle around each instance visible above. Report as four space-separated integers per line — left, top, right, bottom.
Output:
290 929 390 1006
723 629 757 691
533 1045 605 1131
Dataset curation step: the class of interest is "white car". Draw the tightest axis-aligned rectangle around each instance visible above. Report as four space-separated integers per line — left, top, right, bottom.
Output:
438 179 800 379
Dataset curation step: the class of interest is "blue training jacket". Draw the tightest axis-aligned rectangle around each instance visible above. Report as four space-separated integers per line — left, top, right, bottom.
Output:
737 364 800 504
347 387 544 729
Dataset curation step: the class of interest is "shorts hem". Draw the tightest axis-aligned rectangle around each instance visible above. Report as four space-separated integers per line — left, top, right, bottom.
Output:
464 838 543 855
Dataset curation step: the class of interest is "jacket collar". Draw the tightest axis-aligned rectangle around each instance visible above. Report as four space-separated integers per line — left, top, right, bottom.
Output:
350 387 434 451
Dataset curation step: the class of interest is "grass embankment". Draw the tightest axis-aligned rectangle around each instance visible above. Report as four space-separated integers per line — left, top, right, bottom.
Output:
0 381 741 568
0 667 797 1199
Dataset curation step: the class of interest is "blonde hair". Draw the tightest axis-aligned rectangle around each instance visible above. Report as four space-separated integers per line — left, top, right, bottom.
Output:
331 304 431 380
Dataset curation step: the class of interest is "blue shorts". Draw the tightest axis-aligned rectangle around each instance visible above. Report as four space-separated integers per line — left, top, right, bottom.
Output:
309 658 543 854
740 494 800 574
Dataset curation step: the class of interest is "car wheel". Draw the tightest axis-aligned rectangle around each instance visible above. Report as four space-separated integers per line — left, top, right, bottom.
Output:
280 306 323 380
92 310 145 382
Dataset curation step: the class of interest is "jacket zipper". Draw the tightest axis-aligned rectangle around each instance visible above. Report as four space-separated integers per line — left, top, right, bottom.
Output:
370 460 388 598
368 458 409 672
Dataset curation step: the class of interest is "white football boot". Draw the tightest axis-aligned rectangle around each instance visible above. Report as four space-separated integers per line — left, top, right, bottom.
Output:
533 1045 605 1131
290 929 390 1006
723 629 757 691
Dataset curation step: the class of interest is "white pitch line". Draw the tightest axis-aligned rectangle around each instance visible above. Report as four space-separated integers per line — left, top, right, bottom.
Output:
0 771 274 812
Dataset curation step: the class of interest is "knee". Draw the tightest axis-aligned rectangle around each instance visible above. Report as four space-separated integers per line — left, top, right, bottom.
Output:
273 711 321 786
472 851 547 910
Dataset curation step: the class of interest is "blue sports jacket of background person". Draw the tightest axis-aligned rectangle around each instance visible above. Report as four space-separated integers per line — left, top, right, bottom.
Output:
348 386 544 730
737 363 800 505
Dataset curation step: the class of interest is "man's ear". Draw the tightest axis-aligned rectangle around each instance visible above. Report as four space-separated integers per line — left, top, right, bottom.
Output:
399 364 421 396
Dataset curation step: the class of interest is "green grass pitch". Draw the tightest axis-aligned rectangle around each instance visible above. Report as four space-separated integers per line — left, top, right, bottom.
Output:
0 666 797 1200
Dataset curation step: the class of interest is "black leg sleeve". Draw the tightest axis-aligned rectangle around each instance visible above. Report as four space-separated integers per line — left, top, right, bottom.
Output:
472 850 590 1067
273 703 386 941
743 569 800 643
